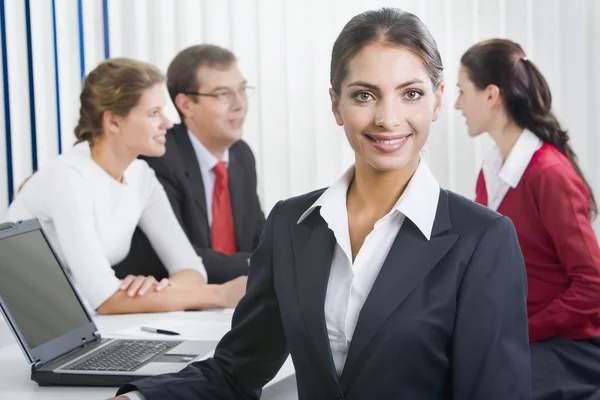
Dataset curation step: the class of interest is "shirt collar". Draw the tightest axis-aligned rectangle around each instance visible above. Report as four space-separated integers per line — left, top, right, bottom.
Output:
483 129 543 188
187 130 229 174
297 159 440 240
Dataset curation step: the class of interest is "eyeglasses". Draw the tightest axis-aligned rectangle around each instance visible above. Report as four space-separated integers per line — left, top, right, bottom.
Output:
183 86 256 104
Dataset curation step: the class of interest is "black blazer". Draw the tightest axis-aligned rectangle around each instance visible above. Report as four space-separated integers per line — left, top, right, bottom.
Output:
113 123 265 284
118 188 531 400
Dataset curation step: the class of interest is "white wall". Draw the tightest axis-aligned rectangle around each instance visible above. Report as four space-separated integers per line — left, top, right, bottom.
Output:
0 0 599 237
0 0 599 350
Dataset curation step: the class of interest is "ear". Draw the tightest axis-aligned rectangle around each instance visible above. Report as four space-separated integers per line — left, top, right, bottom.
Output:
329 88 343 126
102 110 121 136
174 93 195 120
485 84 501 108
432 83 444 122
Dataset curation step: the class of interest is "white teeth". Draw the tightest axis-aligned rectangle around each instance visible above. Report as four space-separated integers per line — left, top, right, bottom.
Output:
373 137 407 145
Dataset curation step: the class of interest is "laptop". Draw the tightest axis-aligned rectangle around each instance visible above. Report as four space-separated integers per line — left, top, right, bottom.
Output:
0 219 219 387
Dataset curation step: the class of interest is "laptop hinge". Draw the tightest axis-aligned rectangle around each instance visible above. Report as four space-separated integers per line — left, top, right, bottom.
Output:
35 333 103 369
78 331 100 346
81 332 99 347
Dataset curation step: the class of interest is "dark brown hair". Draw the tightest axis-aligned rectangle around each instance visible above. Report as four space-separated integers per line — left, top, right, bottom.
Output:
74 58 164 145
330 8 443 96
167 44 237 120
461 39 596 218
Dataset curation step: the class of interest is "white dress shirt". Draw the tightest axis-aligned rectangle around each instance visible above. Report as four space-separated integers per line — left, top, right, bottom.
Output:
482 129 543 211
125 390 145 400
297 159 440 376
187 130 229 228
4 141 207 311
124 160 440 399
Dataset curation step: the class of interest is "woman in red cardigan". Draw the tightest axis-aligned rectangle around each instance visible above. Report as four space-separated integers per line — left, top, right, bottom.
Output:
455 38 600 399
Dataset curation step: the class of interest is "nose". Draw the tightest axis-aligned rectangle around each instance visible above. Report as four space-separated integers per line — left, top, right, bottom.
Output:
375 98 400 130
454 97 461 110
229 91 246 111
161 113 173 130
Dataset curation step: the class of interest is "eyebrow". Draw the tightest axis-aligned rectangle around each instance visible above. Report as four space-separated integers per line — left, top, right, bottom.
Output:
347 79 425 91
209 80 248 92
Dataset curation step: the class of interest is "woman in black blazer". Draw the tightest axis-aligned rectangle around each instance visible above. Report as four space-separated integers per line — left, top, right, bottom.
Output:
114 8 530 400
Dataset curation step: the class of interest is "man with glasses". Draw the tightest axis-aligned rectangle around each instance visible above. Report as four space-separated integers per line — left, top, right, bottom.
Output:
115 45 265 285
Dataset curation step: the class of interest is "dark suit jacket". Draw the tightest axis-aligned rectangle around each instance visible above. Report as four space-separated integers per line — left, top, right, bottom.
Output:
113 123 265 284
118 188 531 400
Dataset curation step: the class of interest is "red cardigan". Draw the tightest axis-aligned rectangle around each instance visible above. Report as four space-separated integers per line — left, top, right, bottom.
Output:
476 143 600 343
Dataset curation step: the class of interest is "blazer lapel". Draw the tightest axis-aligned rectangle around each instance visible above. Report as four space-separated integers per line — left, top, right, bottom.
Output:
227 150 245 249
340 189 458 389
173 125 208 221
292 211 341 388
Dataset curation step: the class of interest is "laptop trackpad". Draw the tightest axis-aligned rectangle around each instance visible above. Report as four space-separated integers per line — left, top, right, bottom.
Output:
135 341 218 375
166 340 217 359
155 354 198 363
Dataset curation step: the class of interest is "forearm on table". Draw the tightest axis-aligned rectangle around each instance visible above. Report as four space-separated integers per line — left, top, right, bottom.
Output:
96 282 223 315
168 268 206 285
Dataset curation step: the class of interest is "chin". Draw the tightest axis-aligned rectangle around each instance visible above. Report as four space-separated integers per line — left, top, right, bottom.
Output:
467 127 483 138
142 146 166 158
364 154 417 173
227 130 244 143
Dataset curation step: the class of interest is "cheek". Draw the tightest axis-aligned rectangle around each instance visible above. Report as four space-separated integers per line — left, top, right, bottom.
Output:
340 105 373 132
206 108 229 127
463 96 481 115
406 104 434 131
133 120 155 145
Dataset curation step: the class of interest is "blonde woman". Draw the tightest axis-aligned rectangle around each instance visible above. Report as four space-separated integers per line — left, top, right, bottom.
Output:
5 58 246 315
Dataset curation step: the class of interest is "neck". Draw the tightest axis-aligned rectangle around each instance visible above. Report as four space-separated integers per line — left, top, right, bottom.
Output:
89 137 136 183
487 118 525 162
347 155 420 218
187 123 228 161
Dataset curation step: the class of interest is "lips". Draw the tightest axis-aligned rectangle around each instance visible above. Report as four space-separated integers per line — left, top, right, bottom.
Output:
228 118 244 129
367 137 407 145
364 133 412 154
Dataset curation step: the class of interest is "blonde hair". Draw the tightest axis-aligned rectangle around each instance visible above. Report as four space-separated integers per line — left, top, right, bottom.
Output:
74 58 165 145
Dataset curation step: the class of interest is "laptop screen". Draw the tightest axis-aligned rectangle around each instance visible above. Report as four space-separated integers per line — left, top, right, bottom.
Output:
0 229 91 349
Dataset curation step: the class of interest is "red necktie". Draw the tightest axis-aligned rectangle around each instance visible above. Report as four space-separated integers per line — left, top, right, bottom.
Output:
211 161 237 255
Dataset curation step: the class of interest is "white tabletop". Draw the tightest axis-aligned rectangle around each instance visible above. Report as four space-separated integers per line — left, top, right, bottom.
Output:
0 310 297 399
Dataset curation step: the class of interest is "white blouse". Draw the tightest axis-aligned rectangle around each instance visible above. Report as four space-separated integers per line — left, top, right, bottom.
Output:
297 159 440 376
5 142 207 310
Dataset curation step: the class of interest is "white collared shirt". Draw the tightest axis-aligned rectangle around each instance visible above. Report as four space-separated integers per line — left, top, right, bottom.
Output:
482 129 543 211
297 160 440 377
187 130 230 227
124 161 440 400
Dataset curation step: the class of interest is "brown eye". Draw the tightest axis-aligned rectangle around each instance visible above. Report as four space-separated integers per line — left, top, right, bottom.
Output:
355 92 374 102
404 90 422 100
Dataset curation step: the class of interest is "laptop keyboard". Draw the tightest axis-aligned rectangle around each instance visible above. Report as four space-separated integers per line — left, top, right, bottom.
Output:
66 340 182 372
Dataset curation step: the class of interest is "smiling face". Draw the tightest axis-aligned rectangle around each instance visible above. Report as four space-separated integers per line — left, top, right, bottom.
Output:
178 63 248 153
114 83 172 157
330 43 443 174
